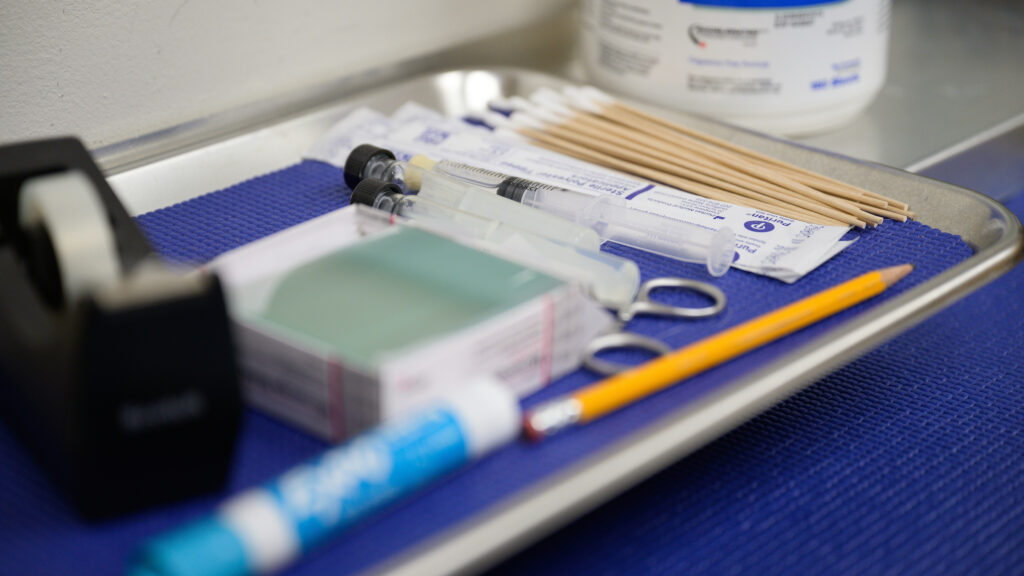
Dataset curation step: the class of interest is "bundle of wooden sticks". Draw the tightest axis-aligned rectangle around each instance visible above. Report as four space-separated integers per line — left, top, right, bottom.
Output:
489 86 913 229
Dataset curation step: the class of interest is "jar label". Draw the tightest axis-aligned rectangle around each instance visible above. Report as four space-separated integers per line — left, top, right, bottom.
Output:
581 0 891 131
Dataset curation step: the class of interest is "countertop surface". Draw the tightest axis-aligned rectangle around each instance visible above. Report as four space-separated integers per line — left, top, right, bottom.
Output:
3 2 1022 576
99 0 1024 209
797 0 1024 171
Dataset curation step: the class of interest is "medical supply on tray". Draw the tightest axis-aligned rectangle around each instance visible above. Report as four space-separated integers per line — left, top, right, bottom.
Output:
343 143 604 251
489 86 912 226
263 226 563 362
0 138 242 520
349 179 735 371
306 103 856 282
350 178 641 309
408 152 737 276
579 0 892 136
132 378 521 576
581 277 727 376
524 264 914 440
207 206 611 441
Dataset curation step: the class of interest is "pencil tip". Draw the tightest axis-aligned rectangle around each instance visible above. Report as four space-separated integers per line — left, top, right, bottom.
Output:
879 263 914 286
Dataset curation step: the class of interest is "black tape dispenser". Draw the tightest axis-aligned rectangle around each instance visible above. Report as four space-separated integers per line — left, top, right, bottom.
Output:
0 138 242 520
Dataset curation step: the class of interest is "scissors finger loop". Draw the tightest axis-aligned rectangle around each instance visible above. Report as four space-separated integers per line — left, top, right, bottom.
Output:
582 332 674 376
619 278 726 322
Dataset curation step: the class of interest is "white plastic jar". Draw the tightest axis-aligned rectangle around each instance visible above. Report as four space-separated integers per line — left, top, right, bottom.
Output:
580 0 892 135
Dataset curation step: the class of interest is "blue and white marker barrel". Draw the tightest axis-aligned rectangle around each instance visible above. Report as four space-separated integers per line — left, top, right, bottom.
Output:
130 379 521 576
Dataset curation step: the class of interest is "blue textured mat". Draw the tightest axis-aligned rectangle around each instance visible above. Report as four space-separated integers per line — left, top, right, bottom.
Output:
488 194 1024 575
1 159 1007 576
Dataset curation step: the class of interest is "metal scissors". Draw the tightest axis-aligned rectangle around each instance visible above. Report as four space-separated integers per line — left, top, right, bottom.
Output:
583 277 727 376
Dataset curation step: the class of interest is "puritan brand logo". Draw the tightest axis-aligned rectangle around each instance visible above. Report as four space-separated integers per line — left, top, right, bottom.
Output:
688 24 766 48
744 220 775 232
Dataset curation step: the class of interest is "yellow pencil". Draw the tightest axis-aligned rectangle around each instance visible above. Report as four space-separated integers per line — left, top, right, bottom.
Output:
523 264 915 440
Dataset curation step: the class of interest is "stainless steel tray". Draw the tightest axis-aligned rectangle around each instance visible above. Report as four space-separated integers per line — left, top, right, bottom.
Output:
103 68 1023 576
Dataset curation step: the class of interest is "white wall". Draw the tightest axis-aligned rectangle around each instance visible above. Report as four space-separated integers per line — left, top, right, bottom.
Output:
0 0 570 149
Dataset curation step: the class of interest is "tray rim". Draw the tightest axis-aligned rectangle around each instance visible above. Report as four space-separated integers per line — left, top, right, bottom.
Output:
371 193 1022 576
101 66 1024 576
338 68 1024 576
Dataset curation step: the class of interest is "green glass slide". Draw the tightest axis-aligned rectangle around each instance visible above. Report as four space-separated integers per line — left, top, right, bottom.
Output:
259 227 563 368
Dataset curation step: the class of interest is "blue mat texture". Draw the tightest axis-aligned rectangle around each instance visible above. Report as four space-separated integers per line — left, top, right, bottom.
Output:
1 159 1020 575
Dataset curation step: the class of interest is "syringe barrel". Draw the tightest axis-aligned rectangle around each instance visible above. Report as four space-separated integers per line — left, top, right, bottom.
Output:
416 171 603 252
583 196 735 277
362 157 603 252
434 160 509 188
506 179 735 277
476 233 639 309
390 195 500 239
370 192 639 308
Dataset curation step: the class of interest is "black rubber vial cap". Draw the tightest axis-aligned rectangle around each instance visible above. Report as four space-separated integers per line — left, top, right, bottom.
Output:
351 178 402 207
344 144 395 189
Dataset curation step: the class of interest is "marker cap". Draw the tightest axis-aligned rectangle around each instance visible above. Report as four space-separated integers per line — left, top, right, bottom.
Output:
446 377 521 458
129 517 250 576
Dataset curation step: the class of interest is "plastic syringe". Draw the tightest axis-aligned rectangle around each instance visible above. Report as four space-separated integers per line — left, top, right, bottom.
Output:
351 178 640 309
415 157 736 277
344 145 603 253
